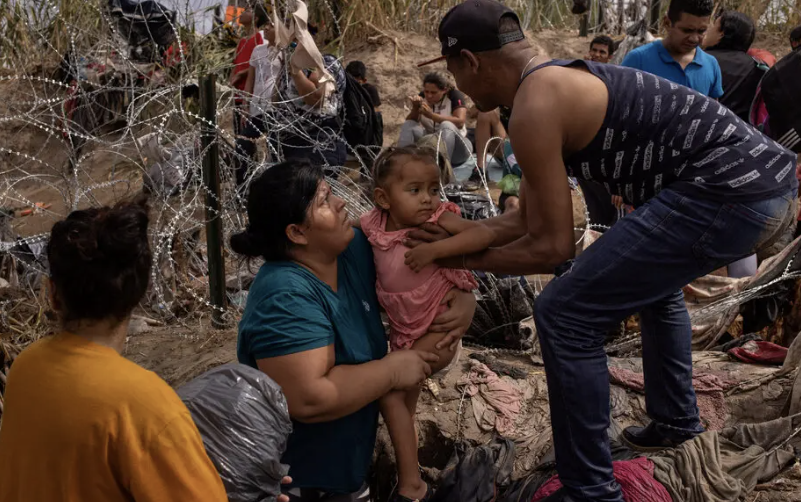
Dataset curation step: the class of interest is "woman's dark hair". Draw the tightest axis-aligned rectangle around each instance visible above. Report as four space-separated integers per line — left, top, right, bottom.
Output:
372 146 443 188
253 3 269 28
423 72 450 90
230 159 323 261
667 0 713 23
712 10 756 52
47 195 152 324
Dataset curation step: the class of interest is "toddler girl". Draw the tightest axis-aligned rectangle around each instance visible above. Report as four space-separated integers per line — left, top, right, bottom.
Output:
360 146 496 502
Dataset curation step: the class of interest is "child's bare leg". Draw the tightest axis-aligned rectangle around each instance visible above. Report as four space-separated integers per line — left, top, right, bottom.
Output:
380 390 426 499
387 332 457 499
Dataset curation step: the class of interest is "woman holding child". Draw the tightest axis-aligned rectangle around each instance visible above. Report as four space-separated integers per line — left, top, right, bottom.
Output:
234 152 483 502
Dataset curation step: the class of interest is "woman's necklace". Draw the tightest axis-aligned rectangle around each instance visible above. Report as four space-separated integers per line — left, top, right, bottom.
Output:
520 55 541 81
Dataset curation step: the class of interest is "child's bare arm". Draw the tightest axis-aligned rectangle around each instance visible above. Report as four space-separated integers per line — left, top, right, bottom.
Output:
404 212 495 271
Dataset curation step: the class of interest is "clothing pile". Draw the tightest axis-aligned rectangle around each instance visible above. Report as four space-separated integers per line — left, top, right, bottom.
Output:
532 457 672 502
457 360 523 436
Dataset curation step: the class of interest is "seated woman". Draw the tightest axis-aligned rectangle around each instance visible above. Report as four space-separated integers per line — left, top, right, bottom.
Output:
0 197 230 501
398 72 474 166
703 10 765 122
232 158 476 502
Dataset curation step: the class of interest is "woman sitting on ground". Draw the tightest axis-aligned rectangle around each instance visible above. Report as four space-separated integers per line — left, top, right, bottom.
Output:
232 158 476 502
398 72 474 166
0 197 229 501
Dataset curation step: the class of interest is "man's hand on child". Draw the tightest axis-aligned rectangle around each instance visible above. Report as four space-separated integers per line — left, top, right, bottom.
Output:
404 223 450 248
404 244 437 272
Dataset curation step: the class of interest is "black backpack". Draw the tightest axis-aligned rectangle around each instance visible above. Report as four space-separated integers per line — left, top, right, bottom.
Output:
342 72 382 156
760 49 801 152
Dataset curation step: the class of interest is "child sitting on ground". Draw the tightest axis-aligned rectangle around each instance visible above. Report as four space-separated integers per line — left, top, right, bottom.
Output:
359 146 496 502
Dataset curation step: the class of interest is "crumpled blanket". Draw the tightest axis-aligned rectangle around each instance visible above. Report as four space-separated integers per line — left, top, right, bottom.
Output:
609 366 731 431
728 340 788 365
271 0 334 98
457 360 521 435
532 457 672 502
430 437 515 502
651 414 801 502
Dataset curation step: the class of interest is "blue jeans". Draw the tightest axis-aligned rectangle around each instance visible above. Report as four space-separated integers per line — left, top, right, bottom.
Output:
534 187 795 501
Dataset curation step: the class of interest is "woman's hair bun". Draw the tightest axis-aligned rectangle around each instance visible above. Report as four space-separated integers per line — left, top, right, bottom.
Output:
230 230 262 258
47 193 152 323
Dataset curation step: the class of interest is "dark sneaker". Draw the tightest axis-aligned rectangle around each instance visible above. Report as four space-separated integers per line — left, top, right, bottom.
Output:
621 422 692 452
391 483 432 502
468 168 485 183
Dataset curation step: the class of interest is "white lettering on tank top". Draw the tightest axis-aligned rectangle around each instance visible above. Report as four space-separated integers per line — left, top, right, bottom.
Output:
680 95 695 116
694 147 730 167
728 169 761 187
776 161 794 182
683 119 701 150
643 141 654 170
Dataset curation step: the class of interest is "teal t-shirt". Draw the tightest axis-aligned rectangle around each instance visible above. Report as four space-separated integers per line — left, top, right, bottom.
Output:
237 229 387 493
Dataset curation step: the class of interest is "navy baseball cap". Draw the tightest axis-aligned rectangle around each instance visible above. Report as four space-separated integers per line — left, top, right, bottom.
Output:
418 0 524 67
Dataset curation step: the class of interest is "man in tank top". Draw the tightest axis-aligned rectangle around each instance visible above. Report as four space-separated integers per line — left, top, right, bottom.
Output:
411 1 798 500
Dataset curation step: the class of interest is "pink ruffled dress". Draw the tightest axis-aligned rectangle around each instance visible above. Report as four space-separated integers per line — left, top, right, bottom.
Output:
360 202 478 350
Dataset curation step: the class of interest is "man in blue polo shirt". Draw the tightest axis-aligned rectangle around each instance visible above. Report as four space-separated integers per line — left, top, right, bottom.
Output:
623 0 723 99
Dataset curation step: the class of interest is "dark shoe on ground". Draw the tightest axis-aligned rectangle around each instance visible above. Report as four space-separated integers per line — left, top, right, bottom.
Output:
391 483 432 502
621 422 694 452
462 169 486 191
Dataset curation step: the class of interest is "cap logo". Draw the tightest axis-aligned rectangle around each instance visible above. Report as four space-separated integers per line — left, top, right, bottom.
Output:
447 37 458 47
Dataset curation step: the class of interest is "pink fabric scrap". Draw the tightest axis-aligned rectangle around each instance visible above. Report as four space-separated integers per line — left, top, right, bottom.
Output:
609 366 730 431
458 361 521 435
728 340 788 365
532 457 671 502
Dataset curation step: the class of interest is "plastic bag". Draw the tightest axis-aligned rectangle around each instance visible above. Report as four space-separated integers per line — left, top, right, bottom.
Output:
178 363 293 502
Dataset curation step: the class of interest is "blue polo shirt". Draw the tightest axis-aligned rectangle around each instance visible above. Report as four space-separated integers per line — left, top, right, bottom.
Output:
237 229 387 494
622 41 724 98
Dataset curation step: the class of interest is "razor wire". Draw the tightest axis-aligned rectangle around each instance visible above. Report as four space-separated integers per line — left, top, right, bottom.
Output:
2 0 799 351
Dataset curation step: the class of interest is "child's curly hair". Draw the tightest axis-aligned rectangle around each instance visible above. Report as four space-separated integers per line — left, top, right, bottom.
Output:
371 145 450 189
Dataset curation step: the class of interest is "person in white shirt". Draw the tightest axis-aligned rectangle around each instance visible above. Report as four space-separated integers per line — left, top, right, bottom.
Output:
235 23 282 189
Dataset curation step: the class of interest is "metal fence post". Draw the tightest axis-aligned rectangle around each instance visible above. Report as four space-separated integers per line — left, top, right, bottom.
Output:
199 74 227 328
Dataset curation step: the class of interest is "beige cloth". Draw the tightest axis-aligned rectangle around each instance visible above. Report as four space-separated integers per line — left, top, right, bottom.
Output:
651 415 800 502
271 0 334 99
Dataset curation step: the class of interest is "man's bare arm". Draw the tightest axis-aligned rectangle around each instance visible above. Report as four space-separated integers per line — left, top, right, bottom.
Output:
464 90 576 275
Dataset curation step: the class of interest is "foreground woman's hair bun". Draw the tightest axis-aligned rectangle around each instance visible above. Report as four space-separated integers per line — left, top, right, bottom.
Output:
47 193 152 323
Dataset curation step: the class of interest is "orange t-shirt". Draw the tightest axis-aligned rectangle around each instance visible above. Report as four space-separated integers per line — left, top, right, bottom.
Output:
0 332 228 502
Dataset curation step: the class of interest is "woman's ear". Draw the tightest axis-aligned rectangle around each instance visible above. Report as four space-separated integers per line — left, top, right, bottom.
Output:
286 223 309 246
373 187 391 211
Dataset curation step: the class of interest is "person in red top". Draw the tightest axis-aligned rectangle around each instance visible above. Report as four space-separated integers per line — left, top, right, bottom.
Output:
231 3 269 136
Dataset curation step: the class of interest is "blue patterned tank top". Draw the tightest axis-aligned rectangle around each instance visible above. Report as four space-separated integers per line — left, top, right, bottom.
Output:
521 60 797 206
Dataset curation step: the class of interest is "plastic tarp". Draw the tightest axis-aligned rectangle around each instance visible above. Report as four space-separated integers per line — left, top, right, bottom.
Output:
178 363 292 502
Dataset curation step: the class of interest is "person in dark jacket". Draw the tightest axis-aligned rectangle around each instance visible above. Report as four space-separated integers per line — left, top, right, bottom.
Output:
790 25 801 51
704 10 765 121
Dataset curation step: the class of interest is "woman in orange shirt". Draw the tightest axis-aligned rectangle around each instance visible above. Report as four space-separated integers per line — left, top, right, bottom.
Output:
0 196 242 502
